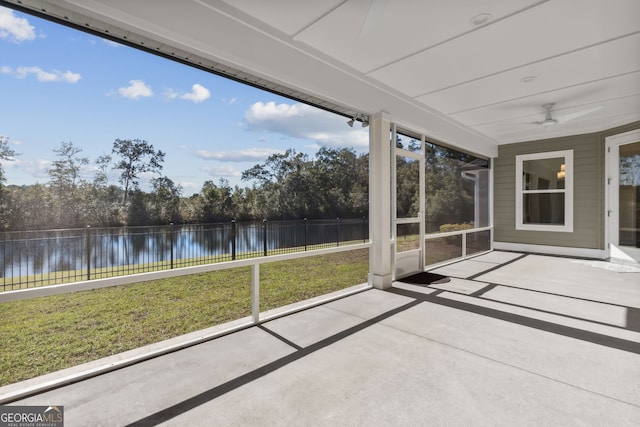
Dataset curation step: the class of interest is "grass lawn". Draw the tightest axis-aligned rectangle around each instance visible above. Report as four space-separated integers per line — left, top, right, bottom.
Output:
0 249 368 386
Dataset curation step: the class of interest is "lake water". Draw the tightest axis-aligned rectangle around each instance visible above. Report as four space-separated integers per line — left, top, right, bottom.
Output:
0 219 368 279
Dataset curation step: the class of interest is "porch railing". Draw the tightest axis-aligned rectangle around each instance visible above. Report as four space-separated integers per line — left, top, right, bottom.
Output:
0 218 369 291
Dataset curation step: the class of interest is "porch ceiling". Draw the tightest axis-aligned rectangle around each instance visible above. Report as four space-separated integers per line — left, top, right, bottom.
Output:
4 0 640 154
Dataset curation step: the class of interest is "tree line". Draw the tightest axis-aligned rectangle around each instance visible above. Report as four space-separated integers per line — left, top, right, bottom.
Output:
0 135 482 232
394 139 481 227
0 137 369 231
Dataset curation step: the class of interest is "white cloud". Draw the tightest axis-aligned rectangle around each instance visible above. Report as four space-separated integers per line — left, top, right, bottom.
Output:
178 181 200 195
181 83 210 103
117 80 153 99
0 147 98 184
202 164 242 178
244 101 368 149
304 143 322 151
163 88 179 100
5 158 50 179
1 66 81 83
0 7 36 43
163 84 210 102
223 97 237 105
195 147 282 162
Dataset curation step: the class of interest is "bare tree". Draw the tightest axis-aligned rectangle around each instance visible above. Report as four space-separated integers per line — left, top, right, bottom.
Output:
48 141 89 190
47 142 89 228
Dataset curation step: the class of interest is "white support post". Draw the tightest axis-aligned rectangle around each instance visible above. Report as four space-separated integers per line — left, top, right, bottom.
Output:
490 157 495 250
251 263 260 323
462 232 467 259
369 112 393 289
419 135 426 272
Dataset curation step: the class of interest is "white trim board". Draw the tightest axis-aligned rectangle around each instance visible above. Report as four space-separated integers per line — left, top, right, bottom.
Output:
493 242 606 259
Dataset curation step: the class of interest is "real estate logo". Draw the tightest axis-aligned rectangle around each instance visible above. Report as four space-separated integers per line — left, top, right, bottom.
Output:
0 406 64 427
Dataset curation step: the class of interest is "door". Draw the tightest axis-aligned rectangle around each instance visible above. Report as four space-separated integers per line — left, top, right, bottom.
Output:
607 130 640 264
392 128 424 279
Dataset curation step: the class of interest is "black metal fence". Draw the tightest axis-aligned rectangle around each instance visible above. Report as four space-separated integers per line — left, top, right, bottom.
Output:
0 218 369 291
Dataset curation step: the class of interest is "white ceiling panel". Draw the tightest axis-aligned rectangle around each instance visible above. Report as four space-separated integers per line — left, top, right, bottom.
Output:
293 0 542 73
216 0 344 36
368 0 640 97
472 95 640 143
451 72 640 126
418 33 640 115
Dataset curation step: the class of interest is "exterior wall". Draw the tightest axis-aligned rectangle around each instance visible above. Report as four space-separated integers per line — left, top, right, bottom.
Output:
494 133 604 250
494 121 640 254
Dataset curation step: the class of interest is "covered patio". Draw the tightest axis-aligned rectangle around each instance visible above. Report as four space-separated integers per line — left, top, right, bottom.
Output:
0 2 639 425
3 251 639 425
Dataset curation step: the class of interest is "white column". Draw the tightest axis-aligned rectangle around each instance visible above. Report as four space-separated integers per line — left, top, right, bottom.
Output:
369 112 393 289
251 263 259 323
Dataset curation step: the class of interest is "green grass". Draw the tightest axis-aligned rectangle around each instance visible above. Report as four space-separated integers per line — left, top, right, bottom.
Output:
260 249 368 311
0 249 368 386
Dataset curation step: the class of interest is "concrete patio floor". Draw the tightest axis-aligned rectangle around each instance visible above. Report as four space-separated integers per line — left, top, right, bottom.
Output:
4 251 640 426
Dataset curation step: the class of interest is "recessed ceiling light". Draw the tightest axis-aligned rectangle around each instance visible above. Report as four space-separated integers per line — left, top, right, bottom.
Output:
469 13 492 26
520 76 537 83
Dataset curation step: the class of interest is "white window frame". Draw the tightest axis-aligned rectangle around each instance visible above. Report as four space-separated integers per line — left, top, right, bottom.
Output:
515 150 573 232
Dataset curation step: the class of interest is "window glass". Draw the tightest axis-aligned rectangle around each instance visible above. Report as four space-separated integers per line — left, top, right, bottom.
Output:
619 141 640 246
516 150 573 232
395 133 421 152
522 157 565 190
523 193 565 225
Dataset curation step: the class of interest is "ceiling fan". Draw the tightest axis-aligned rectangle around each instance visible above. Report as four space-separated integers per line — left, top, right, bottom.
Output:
533 103 603 127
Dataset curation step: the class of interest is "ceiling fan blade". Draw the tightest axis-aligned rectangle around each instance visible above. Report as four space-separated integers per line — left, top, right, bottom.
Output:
532 118 557 126
556 106 603 123
530 103 556 126
360 0 387 36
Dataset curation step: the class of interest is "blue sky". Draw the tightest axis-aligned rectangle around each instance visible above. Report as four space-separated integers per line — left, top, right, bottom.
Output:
0 6 368 195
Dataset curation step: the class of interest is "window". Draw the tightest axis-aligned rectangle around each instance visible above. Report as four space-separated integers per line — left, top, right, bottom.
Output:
515 150 573 232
